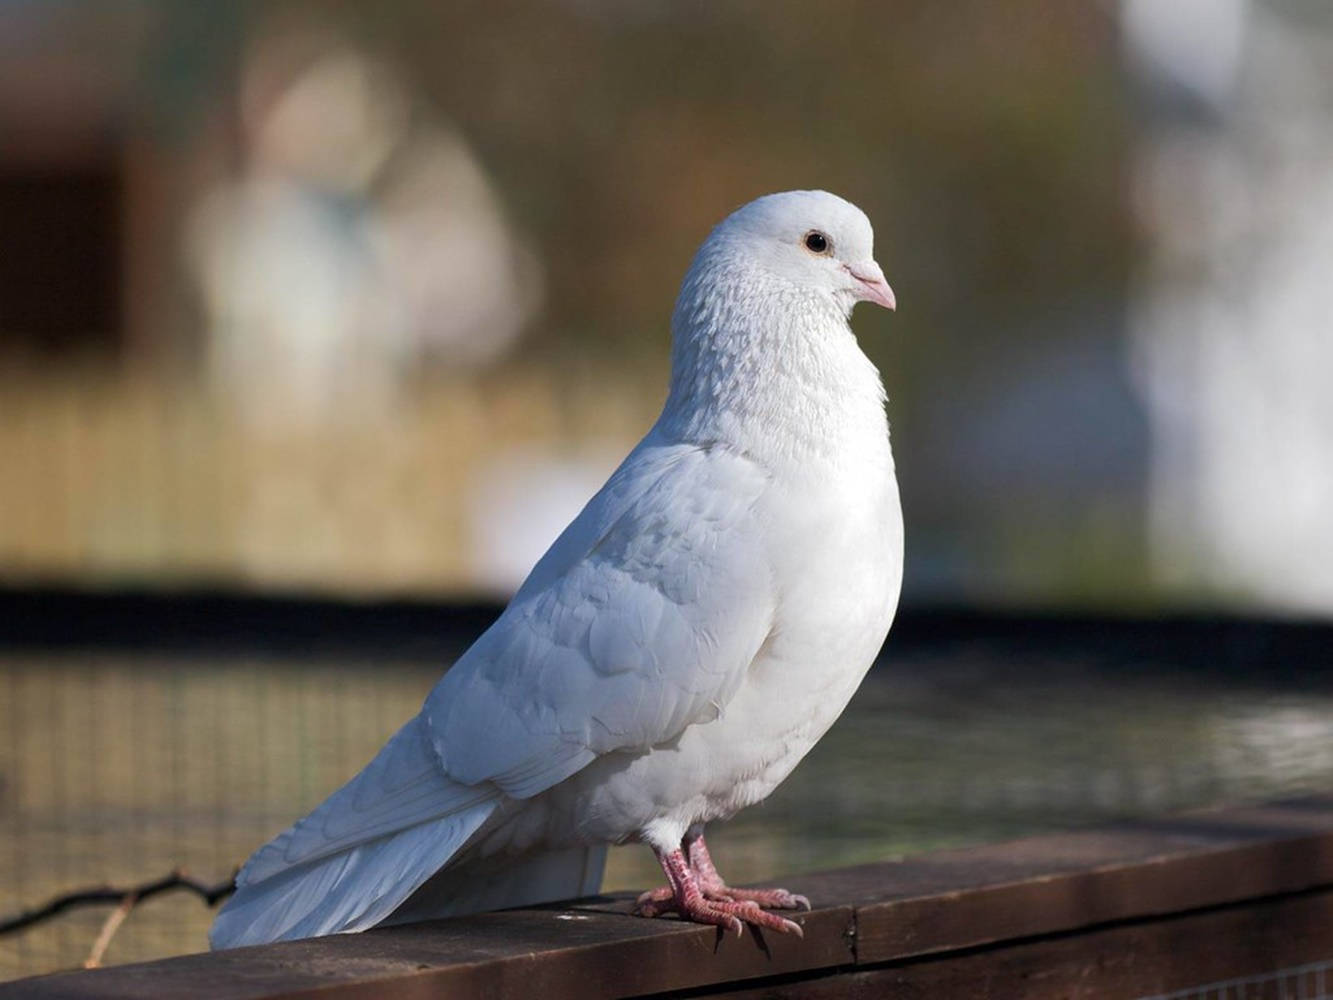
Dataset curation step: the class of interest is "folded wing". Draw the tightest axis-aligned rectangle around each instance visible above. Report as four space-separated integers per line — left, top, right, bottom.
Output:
211 437 777 947
426 438 777 795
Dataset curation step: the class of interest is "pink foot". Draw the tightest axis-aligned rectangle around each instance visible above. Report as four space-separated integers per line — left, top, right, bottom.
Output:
635 834 806 937
673 892 802 936
687 832 810 911
636 883 807 916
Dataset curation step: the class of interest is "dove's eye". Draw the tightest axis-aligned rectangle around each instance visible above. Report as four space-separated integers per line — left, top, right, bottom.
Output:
803 231 831 255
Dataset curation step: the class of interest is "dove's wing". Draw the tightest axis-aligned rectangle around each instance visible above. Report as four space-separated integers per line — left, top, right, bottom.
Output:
211 435 777 948
426 435 777 797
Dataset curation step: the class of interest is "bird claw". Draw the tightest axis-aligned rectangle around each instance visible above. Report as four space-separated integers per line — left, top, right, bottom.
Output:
634 886 676 913
635 890 804 936
705 886 810 912
640 842 808 937
633 888 678 919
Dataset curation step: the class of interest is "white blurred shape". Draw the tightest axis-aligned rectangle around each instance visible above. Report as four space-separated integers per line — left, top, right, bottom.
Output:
187 32 541 429
188 176 390 426
252 47 409 194
371 129 540 367
465 452 616 594
1122 0 1248 110
1128 5 1333 611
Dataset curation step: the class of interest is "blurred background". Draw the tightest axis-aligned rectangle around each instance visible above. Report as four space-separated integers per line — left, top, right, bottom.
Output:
2 0 1331 981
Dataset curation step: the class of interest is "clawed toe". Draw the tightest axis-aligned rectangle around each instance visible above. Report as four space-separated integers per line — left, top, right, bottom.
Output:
705 886 810 911
639 837 808 938
634 885 676 916
667 896 801 937
635 890 804 936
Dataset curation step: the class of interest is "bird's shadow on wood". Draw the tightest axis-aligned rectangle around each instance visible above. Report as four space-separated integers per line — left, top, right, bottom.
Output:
705 923 774 957
744 924 773 958
556 893 778 957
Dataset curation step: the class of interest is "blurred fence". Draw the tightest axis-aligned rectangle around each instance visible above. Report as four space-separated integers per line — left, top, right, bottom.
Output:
0 366 659 595
0 652 436 977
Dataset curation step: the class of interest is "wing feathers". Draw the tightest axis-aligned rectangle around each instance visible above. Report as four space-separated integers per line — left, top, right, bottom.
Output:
212 440 778 948
426 441 776 798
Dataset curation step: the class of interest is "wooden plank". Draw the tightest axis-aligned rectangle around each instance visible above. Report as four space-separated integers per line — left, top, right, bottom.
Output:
713 887 1333 999
9 797 1333 1000
793 798 1333 963
5 905 854 1000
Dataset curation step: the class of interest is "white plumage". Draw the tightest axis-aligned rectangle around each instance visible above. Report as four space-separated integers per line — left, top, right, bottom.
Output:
211 189 902 948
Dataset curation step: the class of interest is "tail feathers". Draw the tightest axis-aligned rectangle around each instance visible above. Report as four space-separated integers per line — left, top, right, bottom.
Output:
209 799 497 949
386 843 608 927
238 715 491 888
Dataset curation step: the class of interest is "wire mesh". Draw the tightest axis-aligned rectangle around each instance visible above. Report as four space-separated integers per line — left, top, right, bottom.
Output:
6 644 1333 982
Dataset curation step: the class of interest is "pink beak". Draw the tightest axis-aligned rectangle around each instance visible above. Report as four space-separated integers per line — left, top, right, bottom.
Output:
848 261 896 311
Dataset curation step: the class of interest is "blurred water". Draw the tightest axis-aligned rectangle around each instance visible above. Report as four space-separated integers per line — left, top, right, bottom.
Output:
3 646 1333 980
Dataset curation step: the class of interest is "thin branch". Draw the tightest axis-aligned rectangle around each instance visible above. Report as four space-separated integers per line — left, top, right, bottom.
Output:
83 892 137 969
0 869 236 937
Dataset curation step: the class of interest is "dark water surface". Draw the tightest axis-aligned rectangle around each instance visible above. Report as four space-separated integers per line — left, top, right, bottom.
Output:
3 630 1333 980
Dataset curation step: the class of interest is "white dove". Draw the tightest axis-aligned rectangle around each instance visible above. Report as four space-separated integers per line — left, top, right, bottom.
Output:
210 189 902 948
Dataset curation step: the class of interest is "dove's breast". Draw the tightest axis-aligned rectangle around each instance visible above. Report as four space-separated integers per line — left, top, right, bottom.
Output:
710 447 904 810
540 432 903 845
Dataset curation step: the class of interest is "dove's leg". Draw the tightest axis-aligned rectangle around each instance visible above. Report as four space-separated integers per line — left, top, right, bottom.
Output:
634 827 805 935
686 832 811 912
635 845 803 936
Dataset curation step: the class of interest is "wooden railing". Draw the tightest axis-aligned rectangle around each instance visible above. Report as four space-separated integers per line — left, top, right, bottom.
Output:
8 796 1333 999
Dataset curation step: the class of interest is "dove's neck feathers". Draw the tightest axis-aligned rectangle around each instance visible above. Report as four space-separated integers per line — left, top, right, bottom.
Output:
658 243 890 469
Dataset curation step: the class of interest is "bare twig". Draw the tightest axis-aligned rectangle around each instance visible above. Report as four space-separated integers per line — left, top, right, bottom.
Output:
83 892 137 968
0 869 236 937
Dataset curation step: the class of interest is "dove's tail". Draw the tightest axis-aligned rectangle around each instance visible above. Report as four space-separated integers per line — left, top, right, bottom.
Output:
209 714 503 949
208 799 499 948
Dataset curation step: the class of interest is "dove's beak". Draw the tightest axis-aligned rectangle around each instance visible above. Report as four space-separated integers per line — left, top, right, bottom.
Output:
848 261 896 311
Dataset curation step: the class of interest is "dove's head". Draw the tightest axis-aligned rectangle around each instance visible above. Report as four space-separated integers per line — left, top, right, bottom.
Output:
695 190 895 319
665 190 894 444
